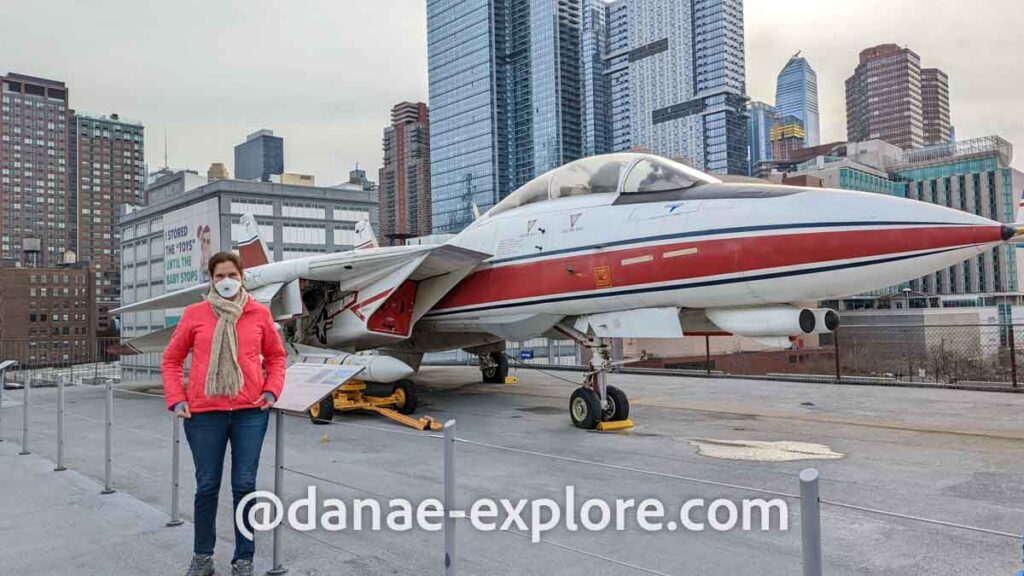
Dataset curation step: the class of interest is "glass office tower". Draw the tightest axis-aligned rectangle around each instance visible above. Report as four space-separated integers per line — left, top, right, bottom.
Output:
747 100 775 172
581 0 611 156
426 0 502 234
608 0 749 175
427 0 583 234
775 53 820 147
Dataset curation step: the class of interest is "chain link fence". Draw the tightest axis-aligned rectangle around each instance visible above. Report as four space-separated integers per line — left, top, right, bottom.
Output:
426 324 1024 391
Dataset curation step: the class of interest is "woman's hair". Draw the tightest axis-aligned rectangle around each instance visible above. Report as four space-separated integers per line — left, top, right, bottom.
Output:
208 251 245 277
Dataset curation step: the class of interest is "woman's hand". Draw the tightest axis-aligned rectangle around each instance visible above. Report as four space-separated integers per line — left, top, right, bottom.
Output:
256 392 276 411
174 402 192 419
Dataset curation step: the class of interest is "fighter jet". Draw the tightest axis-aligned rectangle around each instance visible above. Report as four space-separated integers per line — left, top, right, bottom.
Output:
114 152 1021 429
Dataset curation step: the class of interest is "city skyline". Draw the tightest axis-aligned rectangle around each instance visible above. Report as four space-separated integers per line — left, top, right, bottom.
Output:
1 0 1021 184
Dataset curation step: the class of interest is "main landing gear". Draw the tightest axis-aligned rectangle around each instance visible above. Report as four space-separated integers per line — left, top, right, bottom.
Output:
478 351 509 384
556 322 633 431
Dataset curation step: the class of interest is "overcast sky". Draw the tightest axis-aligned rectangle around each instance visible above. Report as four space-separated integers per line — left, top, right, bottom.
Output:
2 0 1021 184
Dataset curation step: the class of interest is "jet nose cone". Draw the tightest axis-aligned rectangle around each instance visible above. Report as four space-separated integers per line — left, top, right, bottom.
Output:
1001 225 1020 241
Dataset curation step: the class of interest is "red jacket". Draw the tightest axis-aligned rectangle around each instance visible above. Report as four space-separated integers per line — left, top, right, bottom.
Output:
161 297 287 413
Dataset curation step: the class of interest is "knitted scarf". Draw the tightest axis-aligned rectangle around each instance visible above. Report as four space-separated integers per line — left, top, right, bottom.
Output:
204 288 249 398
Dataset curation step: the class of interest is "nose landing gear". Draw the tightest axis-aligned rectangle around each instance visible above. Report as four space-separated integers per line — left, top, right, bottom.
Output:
556 321 633 431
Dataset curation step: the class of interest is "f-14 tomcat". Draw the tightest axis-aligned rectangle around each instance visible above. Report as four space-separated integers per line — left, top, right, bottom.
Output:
114 152 1021 429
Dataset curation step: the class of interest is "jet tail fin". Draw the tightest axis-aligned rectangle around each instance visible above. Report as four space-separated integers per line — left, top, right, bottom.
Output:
354 219 379 250
238 213 272 266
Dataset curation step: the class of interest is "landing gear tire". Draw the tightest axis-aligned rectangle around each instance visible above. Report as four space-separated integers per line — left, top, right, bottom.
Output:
569 387 601 429
602 385 630 422
481 352 509 384
309 395 335 425
392 379 418 415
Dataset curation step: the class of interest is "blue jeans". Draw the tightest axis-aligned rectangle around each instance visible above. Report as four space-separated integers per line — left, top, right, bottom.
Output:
183 408 269 563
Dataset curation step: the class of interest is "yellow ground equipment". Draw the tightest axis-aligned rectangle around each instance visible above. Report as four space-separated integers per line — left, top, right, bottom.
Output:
307 379 441 431
596 419 634 431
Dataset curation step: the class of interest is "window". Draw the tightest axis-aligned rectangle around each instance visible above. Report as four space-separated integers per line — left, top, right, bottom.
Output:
282 202 325 219
230 199 273 216
550 157 624 199
622 157 708 194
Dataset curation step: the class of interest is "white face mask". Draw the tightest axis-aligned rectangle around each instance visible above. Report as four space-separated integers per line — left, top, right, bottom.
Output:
214 278 242 299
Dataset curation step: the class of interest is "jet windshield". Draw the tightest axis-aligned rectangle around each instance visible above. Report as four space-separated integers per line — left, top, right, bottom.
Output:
487 153 719 217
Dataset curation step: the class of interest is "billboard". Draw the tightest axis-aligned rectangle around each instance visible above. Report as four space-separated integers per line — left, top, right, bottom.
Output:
163 197 220 326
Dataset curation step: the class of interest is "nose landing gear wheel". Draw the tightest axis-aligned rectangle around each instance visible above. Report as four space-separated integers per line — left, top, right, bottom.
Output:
569 387 601 429
602 385 630 422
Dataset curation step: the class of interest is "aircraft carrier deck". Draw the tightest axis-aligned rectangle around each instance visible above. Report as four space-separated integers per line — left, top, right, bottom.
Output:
2 366 1022 575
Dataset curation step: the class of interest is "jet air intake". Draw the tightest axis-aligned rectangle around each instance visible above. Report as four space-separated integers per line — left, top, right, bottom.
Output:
705 306 839 337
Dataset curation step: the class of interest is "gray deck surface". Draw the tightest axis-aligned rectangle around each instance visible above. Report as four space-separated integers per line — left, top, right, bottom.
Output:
2 366 1023 575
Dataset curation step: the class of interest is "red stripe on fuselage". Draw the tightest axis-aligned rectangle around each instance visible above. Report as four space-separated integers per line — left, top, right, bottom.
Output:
433 225 1001 312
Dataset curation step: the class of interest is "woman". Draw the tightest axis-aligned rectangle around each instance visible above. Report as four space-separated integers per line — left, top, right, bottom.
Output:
162 252 287 576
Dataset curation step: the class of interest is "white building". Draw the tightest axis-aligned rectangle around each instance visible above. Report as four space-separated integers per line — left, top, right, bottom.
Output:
117 172 377 381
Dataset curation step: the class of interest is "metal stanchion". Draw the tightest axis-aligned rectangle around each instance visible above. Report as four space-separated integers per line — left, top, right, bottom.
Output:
19 373 31 455
704 335 711 375
267 410 287 575
443 420 456 576
166 413 183 527
0 361 12 442
833 331 841 382
101 379 115 494
1009 323 1018 388
799 468 823 576
55 375 67 471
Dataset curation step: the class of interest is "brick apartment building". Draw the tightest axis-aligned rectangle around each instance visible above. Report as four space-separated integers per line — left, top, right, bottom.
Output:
0 264 96 366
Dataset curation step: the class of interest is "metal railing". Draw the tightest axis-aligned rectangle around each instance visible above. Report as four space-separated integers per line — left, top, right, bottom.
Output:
2 357 1022 575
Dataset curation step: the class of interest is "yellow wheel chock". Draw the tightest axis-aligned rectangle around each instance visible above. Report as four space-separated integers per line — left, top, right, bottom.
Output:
596 419 635 431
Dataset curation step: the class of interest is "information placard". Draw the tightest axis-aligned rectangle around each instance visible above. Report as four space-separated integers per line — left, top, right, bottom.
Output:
273 363 365 413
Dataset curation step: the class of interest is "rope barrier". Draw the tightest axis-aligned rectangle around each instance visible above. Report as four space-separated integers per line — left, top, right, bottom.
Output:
454 436 799 500
500 528 674 576
818 498 1021 540
284 465 676 576
282 466 405 501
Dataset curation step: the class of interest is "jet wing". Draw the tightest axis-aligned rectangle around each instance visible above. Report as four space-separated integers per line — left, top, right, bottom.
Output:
409 244 492 280
112 282 210 315
107 325 176 355
111 244 491 316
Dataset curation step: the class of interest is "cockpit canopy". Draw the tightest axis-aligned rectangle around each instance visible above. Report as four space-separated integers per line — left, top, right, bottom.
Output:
487 153 721 217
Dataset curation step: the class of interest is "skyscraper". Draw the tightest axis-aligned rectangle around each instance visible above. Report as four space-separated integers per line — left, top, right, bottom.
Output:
581 0 611 156
846 44 950 151
380 102 431 244
234 129 284 182
69 112 145 335
747 100 775 171
921 68 951 146
775 52 819 147
604 0 749 174
426 0 584 234
605 0 632 153
0 73 71 267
